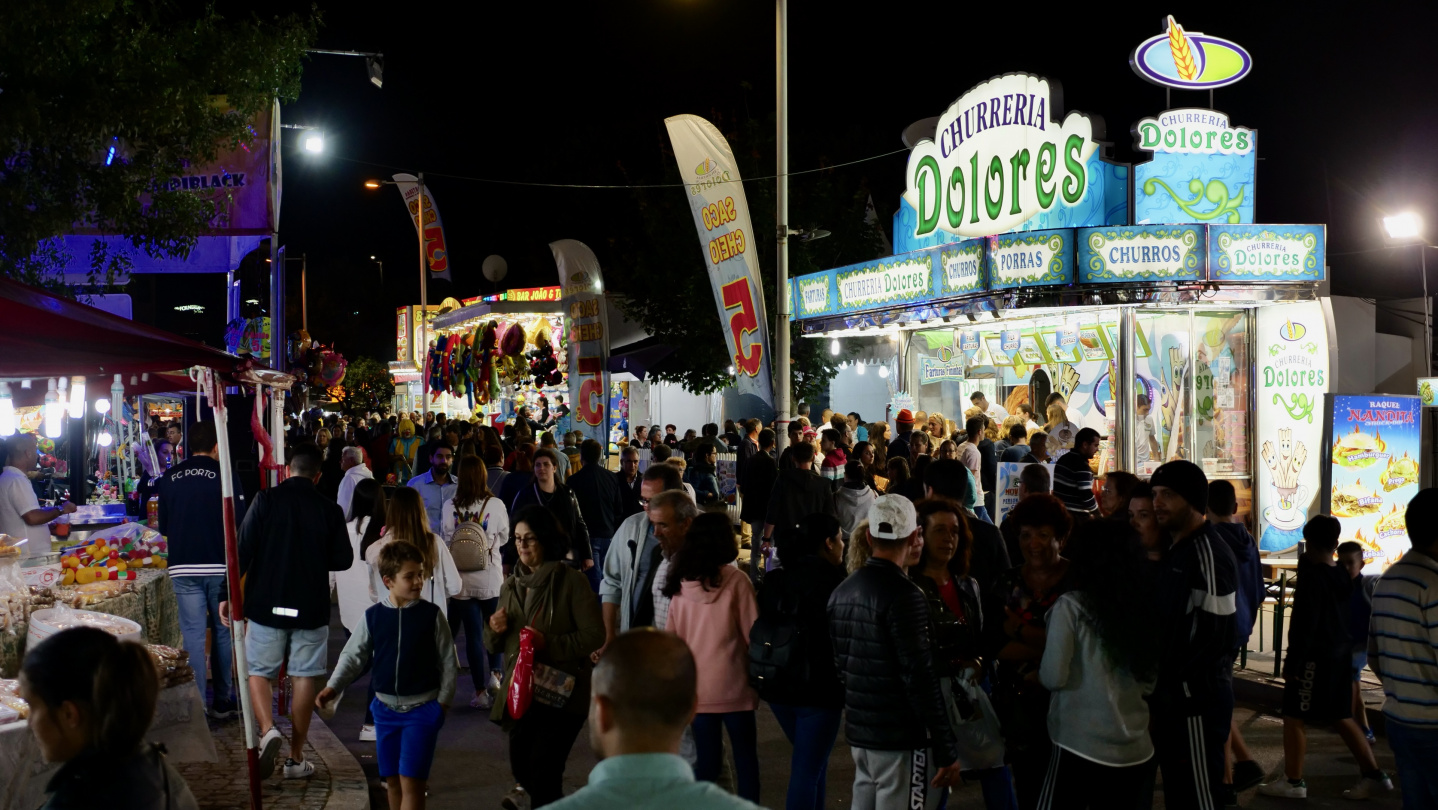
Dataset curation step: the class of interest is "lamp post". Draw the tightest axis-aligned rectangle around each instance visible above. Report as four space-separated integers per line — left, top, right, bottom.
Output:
370 255 384 285
365 174 431 382
774 0 791 452
1383 212 1433 376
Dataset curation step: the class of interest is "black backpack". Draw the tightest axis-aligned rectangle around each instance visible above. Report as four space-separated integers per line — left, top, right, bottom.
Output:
747 569 810 701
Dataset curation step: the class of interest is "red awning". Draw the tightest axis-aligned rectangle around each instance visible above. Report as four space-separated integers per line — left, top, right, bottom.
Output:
0 277 239 381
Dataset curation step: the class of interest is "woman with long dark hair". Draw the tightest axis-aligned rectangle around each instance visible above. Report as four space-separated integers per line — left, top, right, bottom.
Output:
21 627 198 808
664 511 761 801
912 497 1019 809
687 443 723 508
485 505 603 808
441 456 510 709
1037 520 1159 806
983 493 1074 809
506 449 593 575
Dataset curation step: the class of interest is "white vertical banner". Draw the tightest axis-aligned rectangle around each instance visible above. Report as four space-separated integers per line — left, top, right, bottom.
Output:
552 239 610 450
664 114 775 413
391 174 452 282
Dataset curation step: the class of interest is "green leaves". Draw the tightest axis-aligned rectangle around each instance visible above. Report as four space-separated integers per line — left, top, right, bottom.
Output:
337 356 395 416
0 0 318 294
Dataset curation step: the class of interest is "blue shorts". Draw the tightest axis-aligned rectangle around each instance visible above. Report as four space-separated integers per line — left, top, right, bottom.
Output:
372 699 445 780
245 621 329 678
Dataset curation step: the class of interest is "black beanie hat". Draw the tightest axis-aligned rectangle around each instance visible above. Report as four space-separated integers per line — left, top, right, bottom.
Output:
1149 459 1210 515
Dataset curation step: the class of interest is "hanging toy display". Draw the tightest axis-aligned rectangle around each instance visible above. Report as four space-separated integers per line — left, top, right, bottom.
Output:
427 340 444 398
497 321 528 389
478 321 500 404
526 324 563 388
317 350 348 388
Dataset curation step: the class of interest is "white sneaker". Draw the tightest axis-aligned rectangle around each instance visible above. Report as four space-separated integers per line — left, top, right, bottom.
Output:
470 691 493 710
1259 779 1308 799
501 784 531 810
1343 774 1394 800
257 727 284 777
487 670 503 694
358 724 376 742
282 757 315 779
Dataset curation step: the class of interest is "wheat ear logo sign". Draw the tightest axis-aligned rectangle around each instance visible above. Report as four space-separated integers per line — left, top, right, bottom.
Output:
1132 16 1252 90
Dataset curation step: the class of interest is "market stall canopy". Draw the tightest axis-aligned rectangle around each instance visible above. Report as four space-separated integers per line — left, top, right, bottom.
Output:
0 277 240 381
606 336 676 380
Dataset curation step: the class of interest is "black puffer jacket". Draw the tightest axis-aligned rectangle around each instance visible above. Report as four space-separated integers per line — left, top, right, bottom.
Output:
827 557 960 765
754 554 846 709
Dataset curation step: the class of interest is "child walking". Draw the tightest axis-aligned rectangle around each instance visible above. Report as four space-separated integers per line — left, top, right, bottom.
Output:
319 541 458 810
1258 516 1391 800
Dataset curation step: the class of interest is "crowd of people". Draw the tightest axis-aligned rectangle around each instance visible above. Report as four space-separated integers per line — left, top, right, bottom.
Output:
15 396 1438 810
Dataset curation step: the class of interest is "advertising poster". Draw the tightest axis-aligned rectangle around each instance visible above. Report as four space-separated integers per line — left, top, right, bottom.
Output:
552 239 610 452
1254 301 1330 554
392 174 453 282
1325 395 1421 572
1417 377 1438 407
664 114 775 415
717 452 739 503
995 462 1055 526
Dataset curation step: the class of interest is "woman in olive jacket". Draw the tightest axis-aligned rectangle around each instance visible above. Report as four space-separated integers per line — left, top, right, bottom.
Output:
485 505 604 808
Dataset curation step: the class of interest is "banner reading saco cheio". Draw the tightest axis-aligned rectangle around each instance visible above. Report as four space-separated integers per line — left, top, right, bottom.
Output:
904 73 1101 240
392 174 453 282
664 115 775 411
552 239 610 450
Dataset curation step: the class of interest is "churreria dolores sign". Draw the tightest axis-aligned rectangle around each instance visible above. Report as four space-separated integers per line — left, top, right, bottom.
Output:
1131 16 1252 90
904 73 1101 240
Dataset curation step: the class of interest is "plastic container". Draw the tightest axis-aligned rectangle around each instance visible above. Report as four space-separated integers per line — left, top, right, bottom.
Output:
27 607 142 647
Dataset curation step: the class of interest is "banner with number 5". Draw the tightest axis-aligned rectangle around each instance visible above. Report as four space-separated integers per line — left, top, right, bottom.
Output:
552 239 610 452
665 114 776 411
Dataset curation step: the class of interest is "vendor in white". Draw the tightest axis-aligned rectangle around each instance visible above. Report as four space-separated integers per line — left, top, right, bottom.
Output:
1135 394 1161 468
970 391 1008 422
335 446 372 519
0 434 74 556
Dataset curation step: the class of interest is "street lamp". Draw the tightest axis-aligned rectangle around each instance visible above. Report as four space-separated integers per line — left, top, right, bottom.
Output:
365 174 433 373
370 255 384 284
1383 211 1433 376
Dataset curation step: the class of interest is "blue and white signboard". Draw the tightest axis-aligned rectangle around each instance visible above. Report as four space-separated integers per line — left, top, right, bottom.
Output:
1078 224 1205 283
1208 225 1325 282
986 228 1073 290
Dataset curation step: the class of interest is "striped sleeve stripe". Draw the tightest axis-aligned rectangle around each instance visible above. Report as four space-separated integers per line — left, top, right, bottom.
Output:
1382 691 1438 706
1375 592 1427 609
1372 630 1436 644
1372 610 1438 629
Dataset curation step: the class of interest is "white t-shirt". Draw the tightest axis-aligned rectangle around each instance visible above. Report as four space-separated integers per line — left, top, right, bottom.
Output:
985 403 1010 421
0 467 47 556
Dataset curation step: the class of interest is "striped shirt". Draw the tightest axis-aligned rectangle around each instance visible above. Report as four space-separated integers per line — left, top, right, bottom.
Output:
1052 452 1098 514
1369 550 1438 726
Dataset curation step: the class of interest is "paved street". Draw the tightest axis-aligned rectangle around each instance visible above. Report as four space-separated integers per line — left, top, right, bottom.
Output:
316 605 1403 809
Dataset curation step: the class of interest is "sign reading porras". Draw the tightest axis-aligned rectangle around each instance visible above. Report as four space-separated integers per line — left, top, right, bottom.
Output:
904 73 1101 240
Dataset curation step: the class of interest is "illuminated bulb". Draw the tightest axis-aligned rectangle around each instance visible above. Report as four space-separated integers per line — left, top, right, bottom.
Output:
0 383 13 437
98 431 113 448
728 365 736 375
43 379 62 438
830 338 840 356
68 375 85 418
856 362 866 376
95 398 111 415
878 365 890 379
19 379 31 390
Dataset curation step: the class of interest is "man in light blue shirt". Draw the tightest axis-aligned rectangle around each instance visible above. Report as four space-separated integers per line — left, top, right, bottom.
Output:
548 630 763 810
406 443 456 530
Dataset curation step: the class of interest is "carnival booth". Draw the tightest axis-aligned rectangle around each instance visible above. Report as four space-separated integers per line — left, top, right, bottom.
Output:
794 22 1349 564
0 278 293 809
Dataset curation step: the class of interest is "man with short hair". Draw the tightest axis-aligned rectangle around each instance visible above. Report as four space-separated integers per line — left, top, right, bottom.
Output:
0 434 75 557
1148 460 1239 810
336 445 372 519
618 446 643 517
225 444 352 779
740 429 779 587
737 419 760 472
663 424 679 448
540 432 569 483
699 423 728 456
569 440 628 581
828 495 961 807
549 630 761 810
1369 488 1438 802
1206 480 1265 796
923 459 1011 594
970 390 1008 421
159 420 244 720
646 490 698 632
1052 427 1100 516
596 464 687 661
763 441 837 546
1135 394 1161 470
955 416 987 517
1000 423 1030 462
407 442 456 531
413 424 443 479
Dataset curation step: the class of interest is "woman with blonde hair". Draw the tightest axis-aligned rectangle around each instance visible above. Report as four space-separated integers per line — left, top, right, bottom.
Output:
1044 403 1080 456
927 411 947 440
366 486 461 606
846 518 872 574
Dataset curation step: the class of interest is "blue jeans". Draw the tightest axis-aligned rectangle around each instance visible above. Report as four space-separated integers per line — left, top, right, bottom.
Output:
770 704 842 810
973 505 994 525
1388 718 1438 808
970 765 1020 810
448 597 501 691
588 537 611 593
172 575 233 705
692 710 761 802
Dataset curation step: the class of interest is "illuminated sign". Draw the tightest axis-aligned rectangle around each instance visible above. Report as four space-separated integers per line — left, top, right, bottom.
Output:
463 286 563 306
1078 225 1205 283
1134 109 1256 225
1208 225 1325 282
904 73 1101 239
938 240 985 295
835 256 932 311
986 228 1073 289
1131 16 1252 90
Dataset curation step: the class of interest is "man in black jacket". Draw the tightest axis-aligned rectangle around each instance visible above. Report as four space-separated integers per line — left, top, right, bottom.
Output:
222 444 352 780
567 439 628 582
741 429 779 587
158 419 244 720
828 495 961 805
762 441 836 553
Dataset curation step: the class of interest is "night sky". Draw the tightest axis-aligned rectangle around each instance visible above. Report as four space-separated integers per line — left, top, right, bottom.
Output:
154 4 1438 360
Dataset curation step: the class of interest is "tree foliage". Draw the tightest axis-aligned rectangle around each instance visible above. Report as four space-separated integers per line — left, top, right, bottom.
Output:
608 110 885 405
335 356 394 416
0 0 319 293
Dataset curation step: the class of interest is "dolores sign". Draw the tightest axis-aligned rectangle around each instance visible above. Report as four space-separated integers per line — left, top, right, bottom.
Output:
904 73 1100 239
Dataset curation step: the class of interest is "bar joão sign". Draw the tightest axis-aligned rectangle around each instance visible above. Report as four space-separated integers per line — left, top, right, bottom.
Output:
904 73 1101 240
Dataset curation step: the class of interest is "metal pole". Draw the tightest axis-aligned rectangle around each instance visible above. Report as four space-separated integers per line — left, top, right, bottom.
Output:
268 234 279 369
301 253 308 333
773 0 791 453
1422 246 1431 377
418 173 429 405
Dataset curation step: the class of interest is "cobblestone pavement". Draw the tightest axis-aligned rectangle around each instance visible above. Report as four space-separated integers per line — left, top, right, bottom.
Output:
176 694 367 810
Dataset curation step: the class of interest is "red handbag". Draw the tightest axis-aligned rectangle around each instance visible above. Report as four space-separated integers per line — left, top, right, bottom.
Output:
507 627 537 719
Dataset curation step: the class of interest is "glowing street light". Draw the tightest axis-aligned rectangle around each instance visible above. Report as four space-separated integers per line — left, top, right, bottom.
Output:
1384 212 1423 242
303 132 325 153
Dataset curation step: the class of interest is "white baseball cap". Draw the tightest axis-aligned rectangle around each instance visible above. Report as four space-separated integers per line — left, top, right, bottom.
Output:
867 495 917 540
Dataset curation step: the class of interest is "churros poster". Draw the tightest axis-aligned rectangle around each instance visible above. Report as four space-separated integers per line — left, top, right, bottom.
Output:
1324 395 1421 572
1255 302 1329 554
